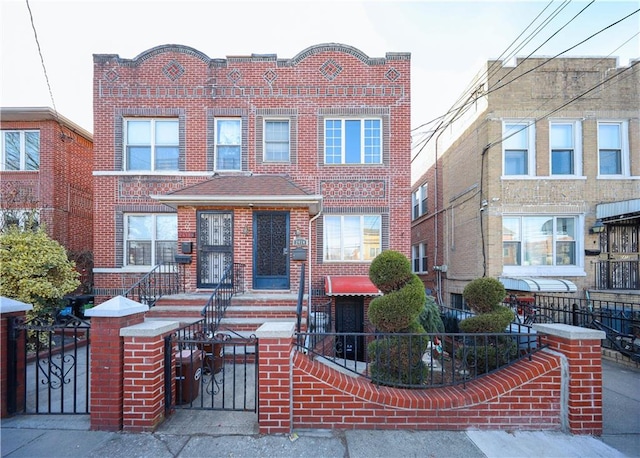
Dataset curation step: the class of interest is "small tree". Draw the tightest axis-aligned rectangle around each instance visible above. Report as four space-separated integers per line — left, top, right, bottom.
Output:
458 277 516 373
367 250 428 387
0 225 80 317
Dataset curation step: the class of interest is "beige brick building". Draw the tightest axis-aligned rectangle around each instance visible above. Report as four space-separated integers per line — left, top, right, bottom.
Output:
411 57 639 305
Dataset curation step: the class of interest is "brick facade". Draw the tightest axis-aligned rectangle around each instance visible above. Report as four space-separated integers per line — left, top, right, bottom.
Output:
92 44 411 303
0 108 93 261
411 58 640 302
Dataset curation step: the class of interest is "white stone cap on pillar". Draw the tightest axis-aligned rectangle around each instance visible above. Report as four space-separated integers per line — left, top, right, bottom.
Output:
84 295 148 318
120 319 180 337
533 323 606 340
255 321 295 339
0 296 33 314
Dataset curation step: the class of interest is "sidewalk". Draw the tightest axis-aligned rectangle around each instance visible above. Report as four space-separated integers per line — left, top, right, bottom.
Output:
2 359 637 458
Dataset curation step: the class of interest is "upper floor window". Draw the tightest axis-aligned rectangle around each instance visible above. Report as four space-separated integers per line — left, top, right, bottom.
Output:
412 243 428 273
550 121 581 176
1 130 39 171
323 215 381 262
412 184 428 219
503 215 577 267
325 118 381 164
125 119 178 171
503 122 534 176
215 118 241 171
264 119 290 162
125 213 177 266
598 121 629 176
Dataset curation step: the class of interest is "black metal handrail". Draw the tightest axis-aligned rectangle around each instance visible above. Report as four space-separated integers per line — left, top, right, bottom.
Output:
296 263 306 333
122 261 183 306
295 329 542 389
201 263 245 333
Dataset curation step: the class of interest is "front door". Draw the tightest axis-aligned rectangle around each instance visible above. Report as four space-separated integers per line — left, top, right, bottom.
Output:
197 211 233 288
335 297 365 361
253 211 289 289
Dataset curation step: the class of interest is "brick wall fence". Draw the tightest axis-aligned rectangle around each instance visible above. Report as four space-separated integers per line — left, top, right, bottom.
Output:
2 300 605 436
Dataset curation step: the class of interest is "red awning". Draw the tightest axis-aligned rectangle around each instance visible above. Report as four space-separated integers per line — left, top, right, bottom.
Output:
324 276 381 296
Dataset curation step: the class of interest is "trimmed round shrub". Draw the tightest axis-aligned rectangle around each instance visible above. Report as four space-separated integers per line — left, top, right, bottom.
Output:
368 250 413 294
456 335 518 374
462 277 506 314
458 305 514 333
367 275 425 332
367 329 429 386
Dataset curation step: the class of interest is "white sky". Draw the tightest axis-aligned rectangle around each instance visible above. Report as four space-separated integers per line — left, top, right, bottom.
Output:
1 0 638 135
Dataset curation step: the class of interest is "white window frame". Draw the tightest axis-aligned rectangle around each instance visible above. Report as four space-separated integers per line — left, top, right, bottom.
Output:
412 184 428 220
124 213 177 267
323 214 382 262
124 118 179 172
324 118 382 165
502 214 585 277
263 119 290 162
502 121 535 177
1 130 40 171
549 120 582 177
214 117 242 171
597 121 629 178
412 243 428 273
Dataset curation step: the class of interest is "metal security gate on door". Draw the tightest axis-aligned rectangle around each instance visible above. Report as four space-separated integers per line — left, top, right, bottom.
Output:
166 325 258 412
7 315 91 415
198 211 234 289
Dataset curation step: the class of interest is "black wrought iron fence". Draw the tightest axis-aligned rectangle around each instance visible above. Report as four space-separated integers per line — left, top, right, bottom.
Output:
295 329 542 389
201 263 245 333
122 261 183 306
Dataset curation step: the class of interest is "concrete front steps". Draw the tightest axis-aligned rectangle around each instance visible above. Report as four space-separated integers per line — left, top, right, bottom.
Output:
146 291 305 333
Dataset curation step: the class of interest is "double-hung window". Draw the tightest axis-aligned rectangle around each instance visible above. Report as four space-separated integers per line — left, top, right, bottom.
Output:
598 121 628 176
125 214 177 266
215 118 241 171
503 216 577 267
323 215 381 261
125 119 179 171
550 121 581 176
503 122 534 176
264 119 290 162
412 243 428 273
324 118 381 164
412 184 428 219
1 130 39 171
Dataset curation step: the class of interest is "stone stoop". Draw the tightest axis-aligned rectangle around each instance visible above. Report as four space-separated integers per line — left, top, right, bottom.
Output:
145 291 305 333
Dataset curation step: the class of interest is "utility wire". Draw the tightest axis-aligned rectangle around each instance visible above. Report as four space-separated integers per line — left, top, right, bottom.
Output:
25 0 68 139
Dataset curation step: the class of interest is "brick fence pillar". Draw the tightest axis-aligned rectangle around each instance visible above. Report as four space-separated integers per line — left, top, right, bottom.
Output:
85 296 148 431
255 322 295 435
534 323 606 435
120 320 179 432
0 298 33 418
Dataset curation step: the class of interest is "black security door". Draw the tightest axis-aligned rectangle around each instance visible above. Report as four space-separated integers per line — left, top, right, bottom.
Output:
197 211 233 288
253 211 290 289
335 297 365 361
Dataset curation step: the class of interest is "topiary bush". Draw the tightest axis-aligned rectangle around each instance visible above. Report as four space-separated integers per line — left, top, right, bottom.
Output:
462 277 506 314
366 250 428 387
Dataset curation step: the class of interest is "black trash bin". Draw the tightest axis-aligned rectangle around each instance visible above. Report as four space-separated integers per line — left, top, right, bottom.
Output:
175 349 203 404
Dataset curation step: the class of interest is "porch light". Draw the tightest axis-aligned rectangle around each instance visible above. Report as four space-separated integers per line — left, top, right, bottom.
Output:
591 220 605 234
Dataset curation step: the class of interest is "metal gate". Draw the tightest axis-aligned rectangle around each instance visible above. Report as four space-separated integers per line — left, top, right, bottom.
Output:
8 314 91 415
166 323 258 412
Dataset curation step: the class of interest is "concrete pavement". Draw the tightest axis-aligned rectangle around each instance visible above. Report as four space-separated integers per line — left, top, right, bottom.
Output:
2 359 638 458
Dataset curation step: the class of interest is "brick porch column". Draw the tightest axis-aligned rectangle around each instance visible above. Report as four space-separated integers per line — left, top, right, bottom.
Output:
255 322 295 435
85 296 147 431
534 323 606 435
0 299 32 418
120 320 179 432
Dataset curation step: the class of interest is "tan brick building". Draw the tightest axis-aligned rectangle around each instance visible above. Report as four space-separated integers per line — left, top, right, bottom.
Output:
412 57 639 305
1 107 94 289
92 43 411 334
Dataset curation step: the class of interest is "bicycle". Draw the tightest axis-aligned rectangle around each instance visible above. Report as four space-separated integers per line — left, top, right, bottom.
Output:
507 295 554 325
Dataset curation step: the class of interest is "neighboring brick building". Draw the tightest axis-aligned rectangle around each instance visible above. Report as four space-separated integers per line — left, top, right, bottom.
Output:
0 107 94 288
92 43 411 333
411 57 640 305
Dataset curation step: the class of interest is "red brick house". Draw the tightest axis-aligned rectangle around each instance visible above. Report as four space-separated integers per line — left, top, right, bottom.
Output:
92 43 411 334
0 107 94 289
